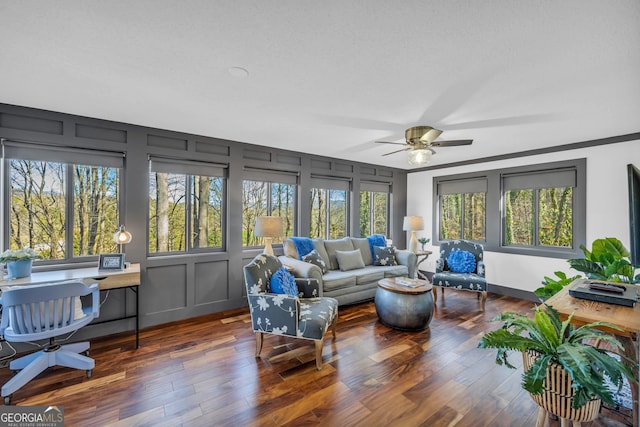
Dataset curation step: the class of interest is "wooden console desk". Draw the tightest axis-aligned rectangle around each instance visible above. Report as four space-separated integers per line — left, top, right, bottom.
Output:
546 280 639 426
1 264 141 348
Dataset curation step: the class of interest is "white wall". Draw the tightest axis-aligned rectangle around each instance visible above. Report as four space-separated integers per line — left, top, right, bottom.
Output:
407 139 640 292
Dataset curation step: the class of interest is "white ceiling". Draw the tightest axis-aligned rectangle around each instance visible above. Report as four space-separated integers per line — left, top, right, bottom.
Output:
1 1 639 170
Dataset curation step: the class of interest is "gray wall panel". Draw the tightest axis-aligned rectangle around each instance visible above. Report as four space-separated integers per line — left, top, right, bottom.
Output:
195 260 229 305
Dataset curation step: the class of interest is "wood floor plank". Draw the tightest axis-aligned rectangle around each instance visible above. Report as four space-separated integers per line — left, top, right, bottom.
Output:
0 293 631 426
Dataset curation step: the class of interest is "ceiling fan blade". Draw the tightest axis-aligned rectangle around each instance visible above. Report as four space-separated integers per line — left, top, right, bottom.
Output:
375 141 407 146
382 147 412 156
431 139 473 147
420 128 443 143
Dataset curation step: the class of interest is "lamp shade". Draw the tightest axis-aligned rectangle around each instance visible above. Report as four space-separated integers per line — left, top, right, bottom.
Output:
408 149 432 166
113 225 132 245
254 216 283 238
402 216 424 231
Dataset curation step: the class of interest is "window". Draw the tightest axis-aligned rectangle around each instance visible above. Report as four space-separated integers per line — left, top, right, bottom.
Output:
310 177 349 240
433 159 585 258
2 141 123 262
359 181 390 236
503 169 575 248
148 157 225 254
437 178 487 241
242 179 296 247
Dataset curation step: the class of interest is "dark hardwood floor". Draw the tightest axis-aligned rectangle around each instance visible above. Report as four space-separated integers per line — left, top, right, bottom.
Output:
0 291 632 426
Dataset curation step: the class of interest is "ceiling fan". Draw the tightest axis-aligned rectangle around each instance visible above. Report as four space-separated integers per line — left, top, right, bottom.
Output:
376 126 473 165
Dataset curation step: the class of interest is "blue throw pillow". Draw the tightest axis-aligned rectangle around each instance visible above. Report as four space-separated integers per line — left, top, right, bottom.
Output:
270 267 299 296
447 250 476 273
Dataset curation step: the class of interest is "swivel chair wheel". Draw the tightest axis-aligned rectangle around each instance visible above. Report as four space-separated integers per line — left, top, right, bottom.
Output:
4 395 12 405
86 369 92 378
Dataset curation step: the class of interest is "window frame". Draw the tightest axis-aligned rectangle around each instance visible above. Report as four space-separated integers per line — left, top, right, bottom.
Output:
1 140 125 265
148 156 227 256
433 159 586 258
360 180 391 237
309 176 351 240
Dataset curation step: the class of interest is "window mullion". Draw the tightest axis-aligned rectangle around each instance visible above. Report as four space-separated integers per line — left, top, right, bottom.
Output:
66 163 74 261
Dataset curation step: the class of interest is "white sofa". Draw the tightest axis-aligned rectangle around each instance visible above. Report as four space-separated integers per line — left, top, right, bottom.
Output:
279 236 416 306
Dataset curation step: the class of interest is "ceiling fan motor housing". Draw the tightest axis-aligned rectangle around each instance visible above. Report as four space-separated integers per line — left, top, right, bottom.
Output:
405 126 442 146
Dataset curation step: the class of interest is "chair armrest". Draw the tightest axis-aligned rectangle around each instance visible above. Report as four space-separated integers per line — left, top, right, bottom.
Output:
295 278 321 298
395 249 417 279
247 293 298 337
435 258 445 273
477 260 486 278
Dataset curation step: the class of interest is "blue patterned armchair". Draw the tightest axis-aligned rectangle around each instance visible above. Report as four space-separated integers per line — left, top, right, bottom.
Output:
432 240 487 311
243 253 339 370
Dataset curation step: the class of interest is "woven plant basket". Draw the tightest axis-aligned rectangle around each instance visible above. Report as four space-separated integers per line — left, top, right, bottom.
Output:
522 350 601 422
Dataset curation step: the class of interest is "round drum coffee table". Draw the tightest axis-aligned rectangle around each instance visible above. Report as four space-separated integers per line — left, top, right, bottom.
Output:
375 277 434 331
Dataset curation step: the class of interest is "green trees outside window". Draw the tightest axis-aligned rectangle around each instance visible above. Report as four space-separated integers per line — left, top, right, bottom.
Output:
505 187 572 247
149 172 223 253
439 192 486 241
9 160 119 260
360 191 388 236
310 188 347 239
242 180 295 246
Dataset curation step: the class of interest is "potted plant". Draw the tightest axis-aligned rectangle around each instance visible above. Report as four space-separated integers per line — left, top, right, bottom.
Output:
534 271 581 300
568 237 639 284
0 248 40 279
478 304 637 422
417 237 430 251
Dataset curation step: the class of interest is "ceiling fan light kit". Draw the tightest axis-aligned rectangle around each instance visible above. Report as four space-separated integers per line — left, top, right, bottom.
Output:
377 125 473 166
408 148 432 165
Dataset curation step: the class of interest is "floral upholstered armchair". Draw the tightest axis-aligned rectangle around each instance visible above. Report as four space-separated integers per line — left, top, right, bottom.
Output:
432 240 487 311
243 253 339 370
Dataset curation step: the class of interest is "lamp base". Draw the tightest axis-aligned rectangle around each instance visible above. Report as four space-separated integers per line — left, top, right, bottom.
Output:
263 238 274 256
409 231 418 253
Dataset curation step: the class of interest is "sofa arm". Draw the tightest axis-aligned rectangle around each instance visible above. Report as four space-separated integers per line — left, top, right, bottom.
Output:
395 249 417 279
279 256 323 280
247 293 298 337
435 258 445 273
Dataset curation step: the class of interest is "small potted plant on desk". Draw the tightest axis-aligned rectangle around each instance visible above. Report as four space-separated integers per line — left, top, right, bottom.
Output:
0 248 40 279
417 237 430 252
478 304 637 425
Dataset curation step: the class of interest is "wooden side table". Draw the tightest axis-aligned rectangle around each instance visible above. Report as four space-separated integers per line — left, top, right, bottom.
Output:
414 250 432 280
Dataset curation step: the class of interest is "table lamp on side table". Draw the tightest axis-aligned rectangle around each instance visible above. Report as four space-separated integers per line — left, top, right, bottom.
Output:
403 216 424 253
113 225 133 266
255 216 283 256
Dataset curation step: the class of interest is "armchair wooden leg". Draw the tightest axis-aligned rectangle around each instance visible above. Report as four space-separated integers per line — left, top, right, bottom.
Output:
480 291 487 311
331 315 337 339
255 332 264 357
433 286 438 304
315 339 325 370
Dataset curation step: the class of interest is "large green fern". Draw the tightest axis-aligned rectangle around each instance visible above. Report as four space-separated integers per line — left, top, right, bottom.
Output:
478 304 637 409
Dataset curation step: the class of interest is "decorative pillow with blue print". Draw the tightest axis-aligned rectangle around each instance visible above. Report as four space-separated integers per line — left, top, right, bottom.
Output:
447 250 476 273
269 266 299 296
302 249 328 274
373 246 397 266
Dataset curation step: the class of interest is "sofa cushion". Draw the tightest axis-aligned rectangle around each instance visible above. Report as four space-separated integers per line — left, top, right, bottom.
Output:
303 249 328 274
350 237 373 265
269 266 298 296
313 238 331 267
373 246 397 266
324 237 354 270
379 264 409 278
322 270 357 292
353 266 385 285
447 250 477 273
335 249 366 271
283 239 299 259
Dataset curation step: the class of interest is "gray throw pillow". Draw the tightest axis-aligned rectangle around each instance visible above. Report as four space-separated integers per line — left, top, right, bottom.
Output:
303 249 328 274
324 237 354 270
335 249 365 271
374 246 397 266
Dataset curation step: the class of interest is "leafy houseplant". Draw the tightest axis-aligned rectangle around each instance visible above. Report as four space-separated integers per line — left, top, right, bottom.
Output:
534 271 581 299
478 304 637 411
417 237 430 251
568 237 639 284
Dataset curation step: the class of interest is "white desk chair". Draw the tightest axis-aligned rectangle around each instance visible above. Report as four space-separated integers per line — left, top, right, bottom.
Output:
0 281 99 404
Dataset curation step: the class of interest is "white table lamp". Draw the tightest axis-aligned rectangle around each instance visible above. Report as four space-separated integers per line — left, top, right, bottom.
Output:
403 216 424 253
255 216 283 256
